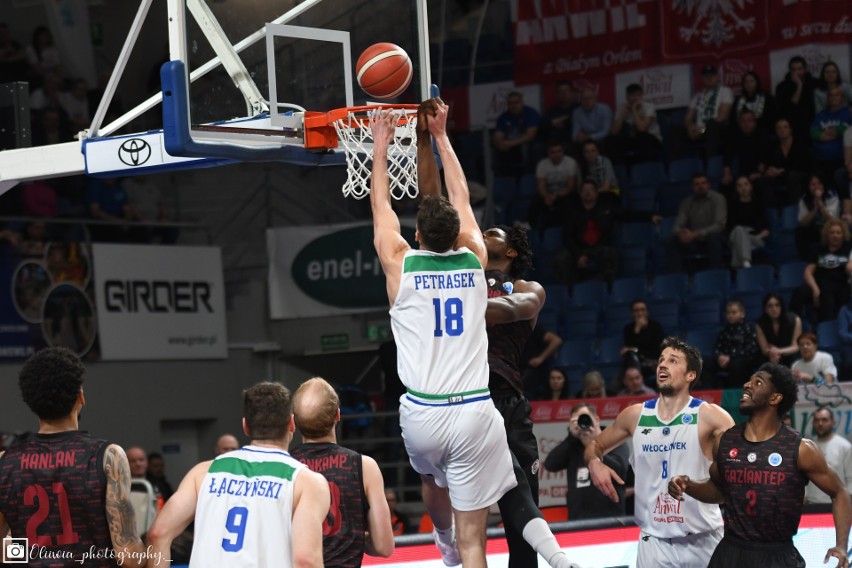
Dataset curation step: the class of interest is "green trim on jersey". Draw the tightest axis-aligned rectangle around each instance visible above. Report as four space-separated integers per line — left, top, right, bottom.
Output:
208 457 297 481
403 252 481 273
638 413 699 428
406 386 490 399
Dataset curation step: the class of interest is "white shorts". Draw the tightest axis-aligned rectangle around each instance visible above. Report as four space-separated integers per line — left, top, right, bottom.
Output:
637 526 723 568
399 395 517 511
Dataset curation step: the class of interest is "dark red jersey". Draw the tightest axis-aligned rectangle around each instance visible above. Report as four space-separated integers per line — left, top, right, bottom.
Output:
716 423 808 543
289 443 367 568
485 269 533 394
0 431 117 566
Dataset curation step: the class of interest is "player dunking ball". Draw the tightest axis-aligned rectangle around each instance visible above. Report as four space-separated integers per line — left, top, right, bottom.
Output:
584 337 735 567
369 100 517 568
289 377 395 566
147 382 330 567
0 347 146 568
668 363 851 568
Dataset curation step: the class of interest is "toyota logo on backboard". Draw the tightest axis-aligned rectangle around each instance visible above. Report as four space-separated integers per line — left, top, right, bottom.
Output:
118 138 152 166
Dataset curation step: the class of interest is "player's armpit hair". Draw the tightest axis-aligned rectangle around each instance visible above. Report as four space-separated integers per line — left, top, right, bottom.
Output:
103 445 140 548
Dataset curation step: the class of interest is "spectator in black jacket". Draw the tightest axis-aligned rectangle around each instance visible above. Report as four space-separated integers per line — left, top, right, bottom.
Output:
703 300 762 388
775 55 817 140
555 179 618 285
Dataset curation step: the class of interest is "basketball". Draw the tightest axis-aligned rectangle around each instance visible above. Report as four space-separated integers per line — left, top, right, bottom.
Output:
355 43 413 100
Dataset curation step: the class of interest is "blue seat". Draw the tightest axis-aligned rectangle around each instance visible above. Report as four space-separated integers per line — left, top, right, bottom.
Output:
561 364 587 396
619 245 649 278
686 295 723 329
602 301 635 336
778 261 807 289
541 227 563 255
734 265 774 293
647 298 680 332
610 276 646 304
657 181 693 216
557 339 595 368
630 161 667 186
779 206 799 231
617 222 656 247
571 280 608 307
518 174 537 198
543 284 570 313
692 269 731 297
595 362 624 385
651 273 689 300
623 184 658 211
727 290 764 323
598 334 625 364
768 231 798 264
706 155 724 181
685 328 718 360
560 306 599 339
817 320 840 351
668 158 704 182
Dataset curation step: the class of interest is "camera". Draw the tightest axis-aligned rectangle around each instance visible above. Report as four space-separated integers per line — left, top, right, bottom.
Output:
577 413 593 430
5 542 26 560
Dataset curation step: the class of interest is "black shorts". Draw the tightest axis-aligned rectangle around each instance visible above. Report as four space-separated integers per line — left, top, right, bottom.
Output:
708 535 805 568
491 389 539 492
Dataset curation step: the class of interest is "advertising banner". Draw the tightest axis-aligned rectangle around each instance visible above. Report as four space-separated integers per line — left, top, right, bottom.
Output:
93 244 227 360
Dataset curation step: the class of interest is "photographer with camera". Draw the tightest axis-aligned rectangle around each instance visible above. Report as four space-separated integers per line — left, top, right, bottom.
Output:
544 404 628 520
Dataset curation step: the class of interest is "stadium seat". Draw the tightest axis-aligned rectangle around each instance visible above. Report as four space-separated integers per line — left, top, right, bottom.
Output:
692 269 731 297
598 334 625 364
622 184 658 211
617 222 656 247
777 261 807 290
657 181 692 217
667 158 703 182
602 301 634 336
686 295 723 329
646 298 680 332
610 276 647 304
705 155 724 181
571 280 608 307
685 328 718 360
727 290 765 323
560 306 599 339
817 320 840 351
619 245 649 278
557 339 595 368
734 265 774 293
651 272 689 300
630 161 667 187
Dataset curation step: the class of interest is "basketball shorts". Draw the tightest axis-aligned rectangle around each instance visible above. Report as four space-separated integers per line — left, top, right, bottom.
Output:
399 394 517 511
637 526 723 568
708 535 805 568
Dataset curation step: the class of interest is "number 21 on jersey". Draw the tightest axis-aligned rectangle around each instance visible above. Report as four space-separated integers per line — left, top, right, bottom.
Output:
433 298 464 337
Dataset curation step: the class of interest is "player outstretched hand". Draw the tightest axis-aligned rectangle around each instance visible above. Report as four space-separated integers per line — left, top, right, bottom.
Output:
824 546 848 568
588 458 624 503
370 108 397 148
417 98 438 132
668 475 689 501
426 97 448 138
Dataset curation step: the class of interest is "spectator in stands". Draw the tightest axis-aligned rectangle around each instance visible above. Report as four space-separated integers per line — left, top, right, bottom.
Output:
214 433 239 456
705 300 762 388
571 87 612 148
29 72 66 112
60 78 91 133
684 64 733 159
810 86 851 184
386 489 414 535
86 177 134 242
576 370 615 399
814 61 852 115
545 367 571 401
730 71 777 135
126 445 160 532
792 218 852 325
528 140 578 230
578 140 619 194
616 365 655 396
492 91 540 178
124 176 179 244
805 407 852 504
839 299 852 381
721 109 768 191
756 292 803 367
608 83 662 165
775 55 816 140
543 403 628 520
537 81 578 152
791 332 837 384
26 25 61 88
761 117 811 207
795 174 840 261
521 325 564 400
621 299 665 380
32 106 72 147
0 22 28 83
664 173 727 272
726 175 770 268
146 452 174 502
556 179 618 285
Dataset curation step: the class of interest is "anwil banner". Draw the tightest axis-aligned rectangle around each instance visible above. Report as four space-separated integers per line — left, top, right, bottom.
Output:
513 0 852 91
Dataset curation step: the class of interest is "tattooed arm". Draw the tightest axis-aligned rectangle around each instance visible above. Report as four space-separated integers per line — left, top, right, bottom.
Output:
103 444 146 568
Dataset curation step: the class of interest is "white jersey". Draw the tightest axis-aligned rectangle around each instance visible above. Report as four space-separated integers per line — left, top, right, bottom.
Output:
190 446 306 568
631 397 723 538
390 248 490 398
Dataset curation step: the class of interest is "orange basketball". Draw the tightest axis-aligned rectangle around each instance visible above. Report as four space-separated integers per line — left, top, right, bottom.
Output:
355 42 413 100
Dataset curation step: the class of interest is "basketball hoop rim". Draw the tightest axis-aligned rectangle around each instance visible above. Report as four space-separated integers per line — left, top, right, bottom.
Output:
303 104 420 151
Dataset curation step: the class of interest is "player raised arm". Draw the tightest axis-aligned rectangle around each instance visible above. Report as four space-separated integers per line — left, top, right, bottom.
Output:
146 460 210 567
426 98 486 266
362 455 394 558
798 439 851 568
416 99 441 200
291 469 331 568
102 444 146 568
485 279 545 325
370 109 411 304
584 403 642 502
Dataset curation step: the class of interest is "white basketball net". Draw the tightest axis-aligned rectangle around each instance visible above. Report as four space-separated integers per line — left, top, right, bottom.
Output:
333 108 419 200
